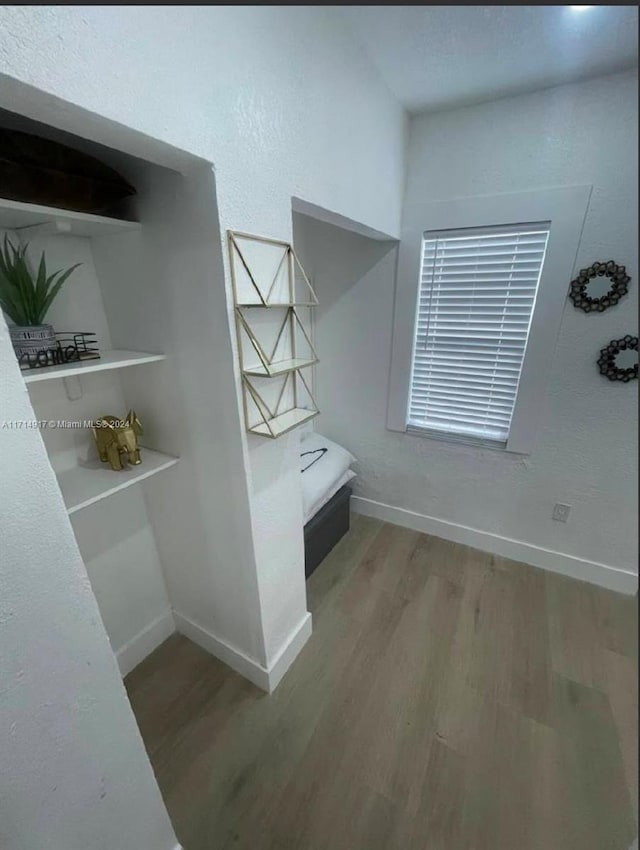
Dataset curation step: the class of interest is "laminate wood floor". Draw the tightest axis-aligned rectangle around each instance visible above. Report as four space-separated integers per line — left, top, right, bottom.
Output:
125 516 638 850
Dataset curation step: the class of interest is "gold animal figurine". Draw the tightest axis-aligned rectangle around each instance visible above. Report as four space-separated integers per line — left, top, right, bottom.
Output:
92 410 143 471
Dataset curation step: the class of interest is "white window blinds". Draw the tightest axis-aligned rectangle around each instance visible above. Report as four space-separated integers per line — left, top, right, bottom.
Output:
408 222 550 446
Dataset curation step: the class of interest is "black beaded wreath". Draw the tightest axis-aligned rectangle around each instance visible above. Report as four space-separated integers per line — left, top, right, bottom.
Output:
597 335 638 382
569 260 630 313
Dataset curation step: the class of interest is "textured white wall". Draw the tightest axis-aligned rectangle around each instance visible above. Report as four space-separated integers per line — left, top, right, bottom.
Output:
0 321 177 850
92 166 268 668
297 71 638 578
0 6 405 237
0 5 407 670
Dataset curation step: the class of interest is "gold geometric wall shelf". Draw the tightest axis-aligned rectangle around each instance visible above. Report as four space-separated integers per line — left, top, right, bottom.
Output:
243 370 318 438
236 307 319 376
229 230 319 307
228 230 319 438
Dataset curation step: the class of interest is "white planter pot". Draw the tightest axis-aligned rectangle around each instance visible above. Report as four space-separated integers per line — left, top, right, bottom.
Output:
10 324 57 362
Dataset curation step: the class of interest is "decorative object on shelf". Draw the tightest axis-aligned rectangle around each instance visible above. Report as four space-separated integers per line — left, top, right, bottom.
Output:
92 410 143 471
597 335 638 382
0 127 136 216
569 260 630 313
228 229 319 438
17 330 100 371
10 323 56 358
0 234 82 359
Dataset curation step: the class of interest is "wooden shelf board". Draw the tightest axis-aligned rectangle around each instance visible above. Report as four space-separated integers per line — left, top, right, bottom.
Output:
22 350 165 384
60 448 179 515
243 357 318 377
0 196 141 237
248 408 318 438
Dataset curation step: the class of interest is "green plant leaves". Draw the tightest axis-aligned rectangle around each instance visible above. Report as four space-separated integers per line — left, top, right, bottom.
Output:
0 237 31 325
37 263 82 324
0 235 81 326
35 251 48 308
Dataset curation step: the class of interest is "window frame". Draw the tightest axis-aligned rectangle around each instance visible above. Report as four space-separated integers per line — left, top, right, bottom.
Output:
407 221 551 449
387 186 592 454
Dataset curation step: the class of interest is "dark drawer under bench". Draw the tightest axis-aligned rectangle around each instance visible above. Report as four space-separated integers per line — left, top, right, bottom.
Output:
304 485 352 579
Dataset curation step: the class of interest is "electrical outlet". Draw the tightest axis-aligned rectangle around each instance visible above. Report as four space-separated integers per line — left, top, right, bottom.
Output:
552 503 571 523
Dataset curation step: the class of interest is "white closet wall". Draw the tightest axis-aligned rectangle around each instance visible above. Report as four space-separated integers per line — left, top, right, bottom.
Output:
91 164 268 669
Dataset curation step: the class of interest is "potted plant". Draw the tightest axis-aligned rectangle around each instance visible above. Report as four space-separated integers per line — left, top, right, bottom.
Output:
0 235 81 361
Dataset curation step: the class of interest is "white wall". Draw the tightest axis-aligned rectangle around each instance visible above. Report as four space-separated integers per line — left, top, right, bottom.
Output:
92 165 269 671
0 320 178 850
0 6 407 678
297 70 638 588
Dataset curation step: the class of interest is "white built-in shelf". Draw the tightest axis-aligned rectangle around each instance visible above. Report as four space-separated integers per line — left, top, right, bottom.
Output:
0 197 141 238
243 356 318 378
22 350 165 384
248 408 318 438
59 448 179 515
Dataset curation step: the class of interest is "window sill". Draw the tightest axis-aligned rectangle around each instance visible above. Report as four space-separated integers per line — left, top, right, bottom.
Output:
404 425 526 454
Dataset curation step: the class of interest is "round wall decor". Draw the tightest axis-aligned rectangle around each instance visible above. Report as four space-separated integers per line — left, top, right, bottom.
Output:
569 261 630 313
597 335 638 382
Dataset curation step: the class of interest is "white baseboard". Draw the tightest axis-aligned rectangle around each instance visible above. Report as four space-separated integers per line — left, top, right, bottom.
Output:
173 610 312 693
173 611 270 690
265 613 313 692
352 496 638 596
116 609 176 677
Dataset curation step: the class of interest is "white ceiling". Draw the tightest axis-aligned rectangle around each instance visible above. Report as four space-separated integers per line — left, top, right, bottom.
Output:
343 5 639 114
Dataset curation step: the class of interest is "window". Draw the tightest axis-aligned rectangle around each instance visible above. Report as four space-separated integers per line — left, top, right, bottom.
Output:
408 223 550 448
387 186 591 455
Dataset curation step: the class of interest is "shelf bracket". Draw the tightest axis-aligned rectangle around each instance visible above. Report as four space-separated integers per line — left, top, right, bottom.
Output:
63 376 83 401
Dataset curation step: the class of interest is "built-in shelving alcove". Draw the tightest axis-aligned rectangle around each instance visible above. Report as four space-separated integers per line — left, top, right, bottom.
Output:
1 109 255 677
